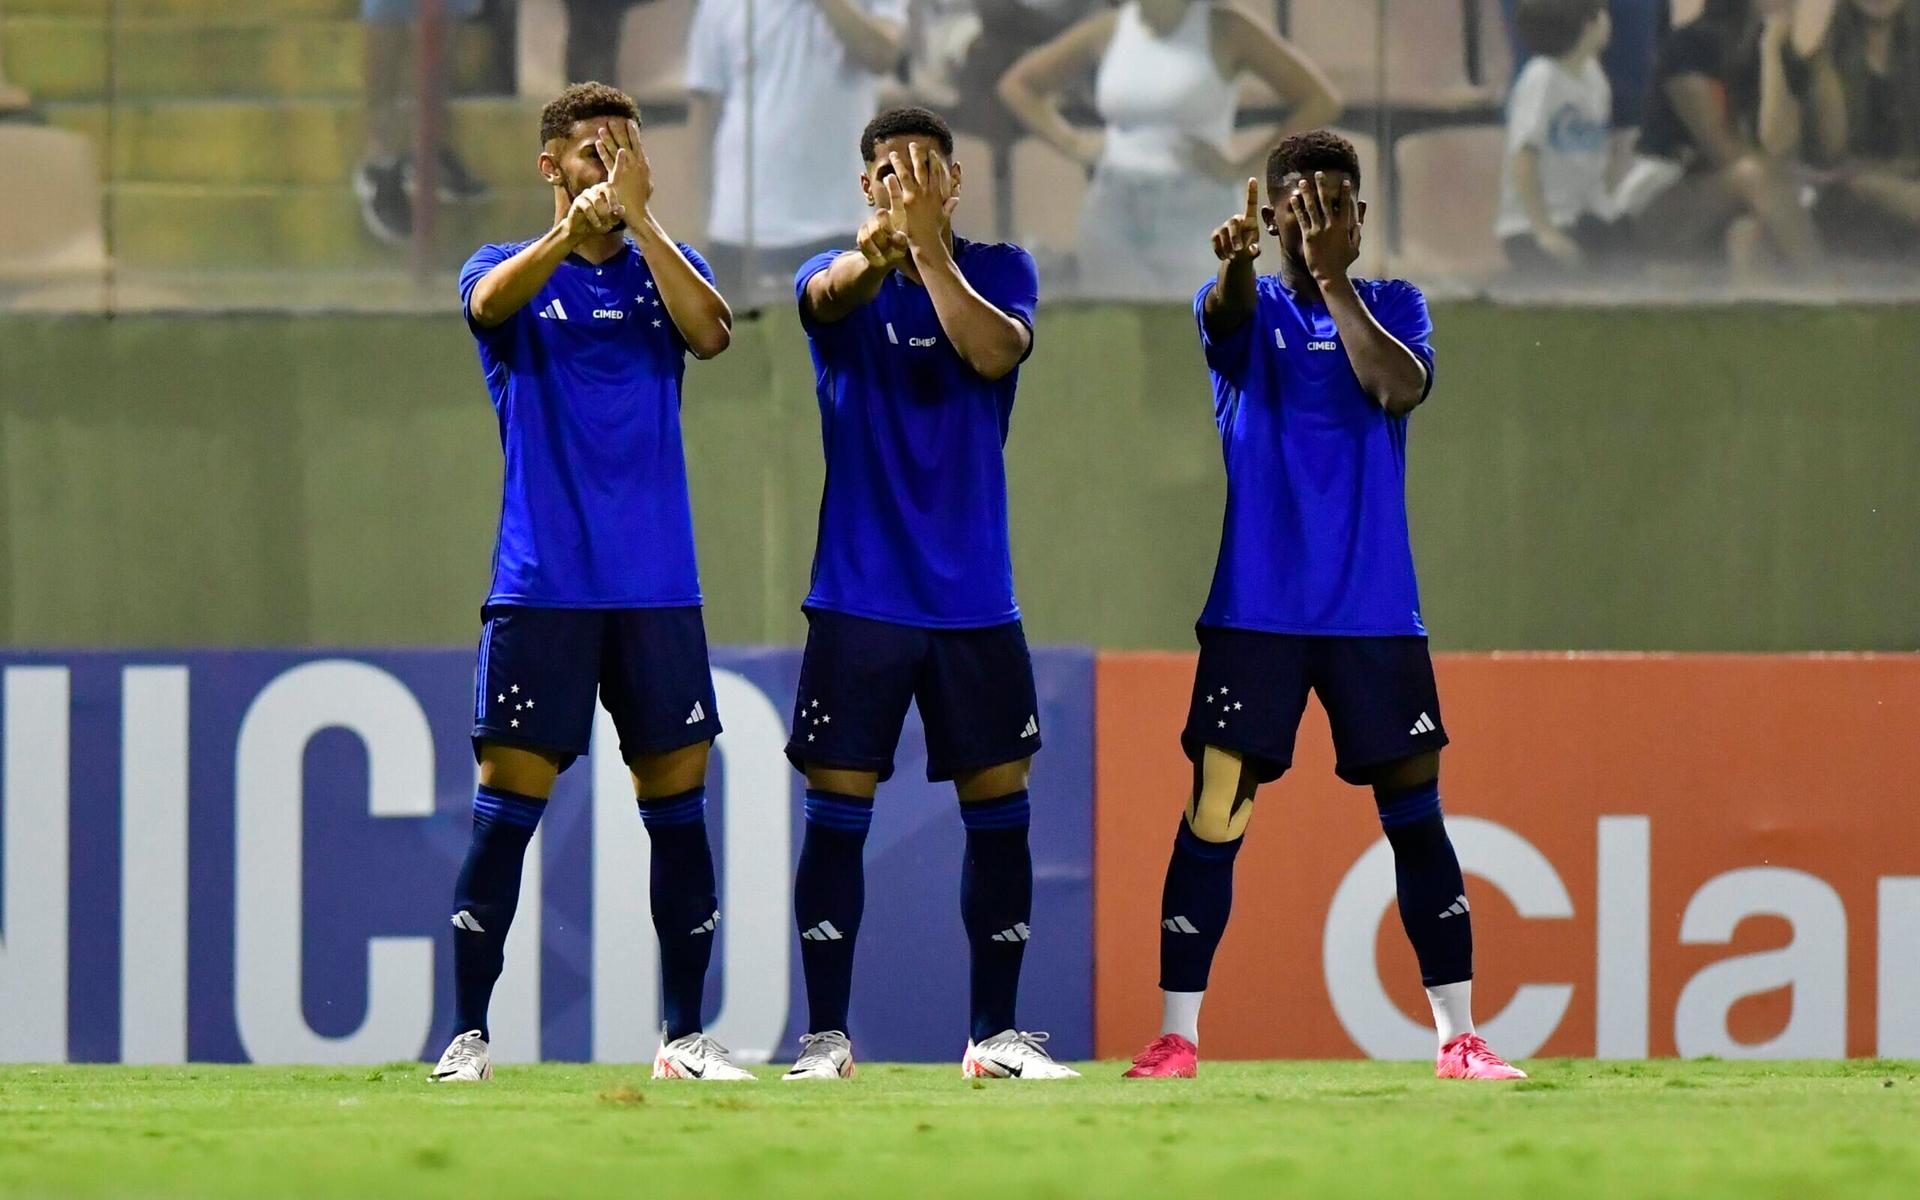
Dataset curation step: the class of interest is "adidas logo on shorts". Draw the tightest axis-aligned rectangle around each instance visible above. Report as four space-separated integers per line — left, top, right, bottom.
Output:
1409 712 1437 736
801 921 845 942
991 922 1031 943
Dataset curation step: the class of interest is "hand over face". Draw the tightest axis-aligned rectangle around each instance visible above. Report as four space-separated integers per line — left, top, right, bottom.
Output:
884 142 960 253
1289 171 1360 281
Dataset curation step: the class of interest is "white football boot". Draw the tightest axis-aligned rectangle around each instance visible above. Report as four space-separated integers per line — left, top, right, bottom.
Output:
652 1030 757 1081
782 1031 856 1081
429 1030 492 1082
962 1030 1081 1080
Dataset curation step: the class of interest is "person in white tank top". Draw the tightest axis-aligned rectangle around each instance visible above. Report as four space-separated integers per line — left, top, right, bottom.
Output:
999 0 1340 298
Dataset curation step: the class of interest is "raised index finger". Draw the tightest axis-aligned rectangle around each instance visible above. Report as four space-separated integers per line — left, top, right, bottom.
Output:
1244 177 1259 222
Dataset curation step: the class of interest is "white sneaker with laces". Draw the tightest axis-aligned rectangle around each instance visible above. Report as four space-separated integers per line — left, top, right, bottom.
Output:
782 1031 856 1081
652 1029 756 1081
429 1030 492 1082
962 1030 1081 1079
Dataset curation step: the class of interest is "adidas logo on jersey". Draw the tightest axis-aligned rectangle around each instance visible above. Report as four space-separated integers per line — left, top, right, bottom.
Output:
801 921 845 942
537 299 570 320
451 910 486 933
1438 894 1470 919
690 910 720 935
1020 715 1039 739
991 922 1031 943
685 701 707 725
1163 915 1199 934
1409 712 1438 736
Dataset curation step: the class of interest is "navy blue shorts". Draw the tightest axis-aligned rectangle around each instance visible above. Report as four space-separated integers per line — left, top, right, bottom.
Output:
472 605 722 771
1182 626 1447 785
786 608 1042 783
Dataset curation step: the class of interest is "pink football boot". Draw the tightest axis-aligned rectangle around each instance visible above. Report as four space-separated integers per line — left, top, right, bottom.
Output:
1436 1033 1527 1080
1122 1033 1199 1079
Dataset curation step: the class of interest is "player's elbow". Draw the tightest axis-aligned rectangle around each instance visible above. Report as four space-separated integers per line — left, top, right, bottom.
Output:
687 324 731 360
470 296 510 329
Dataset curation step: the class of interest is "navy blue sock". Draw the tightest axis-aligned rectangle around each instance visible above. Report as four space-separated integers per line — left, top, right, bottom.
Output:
450 785 546 1041
959 791 1033 1043
793 789 874 1034
1376 780 1473 987
636 788 718 1042
1157 820 1244 992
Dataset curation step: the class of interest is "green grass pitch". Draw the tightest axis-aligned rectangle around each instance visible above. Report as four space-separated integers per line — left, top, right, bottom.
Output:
2 1060 1915 1199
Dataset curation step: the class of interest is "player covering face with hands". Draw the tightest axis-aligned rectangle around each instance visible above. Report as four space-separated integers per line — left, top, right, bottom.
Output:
781 107 1072 1083
434 83 747 1086
1122 131 1527 1083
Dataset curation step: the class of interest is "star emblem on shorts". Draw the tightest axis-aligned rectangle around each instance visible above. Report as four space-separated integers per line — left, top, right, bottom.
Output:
1217 719 1226 729
496 693 504 703
510 685 520 694
807 733 816 742
511 719 520 728
1233 702 1242 711
652 319 662 328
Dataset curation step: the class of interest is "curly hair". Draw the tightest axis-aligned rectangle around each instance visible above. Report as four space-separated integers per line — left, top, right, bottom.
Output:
860 105 955 163
1266 130 1362 197
540 81 639 146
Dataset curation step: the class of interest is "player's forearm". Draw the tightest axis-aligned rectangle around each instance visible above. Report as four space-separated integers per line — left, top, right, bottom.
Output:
632 214 732 359
469 224 576 327
914 246 1029 380
805 252 893 324
1203 255 1259 339
1319 274 1427 417
810 0 903 74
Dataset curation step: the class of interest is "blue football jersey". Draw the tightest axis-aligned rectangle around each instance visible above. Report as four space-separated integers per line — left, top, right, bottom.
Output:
795 239 1039 628
458 238 711 609
1194 274 1436 636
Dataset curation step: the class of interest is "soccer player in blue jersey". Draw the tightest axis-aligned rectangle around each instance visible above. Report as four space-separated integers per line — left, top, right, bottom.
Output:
1122 131 1526 1081
777 107 1076 1082
429 82 752 1084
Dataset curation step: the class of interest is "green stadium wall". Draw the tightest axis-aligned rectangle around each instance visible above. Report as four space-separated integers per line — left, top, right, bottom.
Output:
1 303 1914 650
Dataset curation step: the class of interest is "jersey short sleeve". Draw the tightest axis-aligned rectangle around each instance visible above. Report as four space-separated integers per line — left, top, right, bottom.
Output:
1370 279 1435 402
794 248 850 338
685 0 728 95
459 242 518 339
1193 279 1256 385
969 243 1039 360
1505 57 1555 152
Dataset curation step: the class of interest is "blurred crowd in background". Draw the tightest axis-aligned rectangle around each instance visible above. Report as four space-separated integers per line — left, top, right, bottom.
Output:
0 0 1916 311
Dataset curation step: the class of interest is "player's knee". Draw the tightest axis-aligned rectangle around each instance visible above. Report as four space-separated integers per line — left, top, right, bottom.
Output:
629 739 711 800
955 757 1032 804
1372 776 1442 831
1186 748 1259 842
477 742 561 799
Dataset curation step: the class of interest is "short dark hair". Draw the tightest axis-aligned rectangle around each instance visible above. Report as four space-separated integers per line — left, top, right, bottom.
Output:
1266 130 1362 198
860 105 955 164
1514 0 1604 57
540 81 639 146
